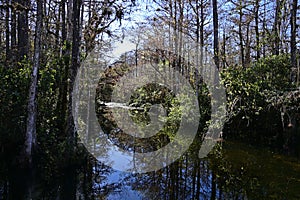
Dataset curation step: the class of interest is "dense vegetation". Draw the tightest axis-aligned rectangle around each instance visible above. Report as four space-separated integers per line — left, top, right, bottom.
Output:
223 55 300 154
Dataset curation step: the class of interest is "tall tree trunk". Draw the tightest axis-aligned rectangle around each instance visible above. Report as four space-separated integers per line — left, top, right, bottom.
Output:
0 9 2 47
66 0 82 145
262 0 266 57
273 0 282 55
55 1 61 54
222 26 227 68
291 0 298 82
178 0 184 72
24 0 43 165
189 0 204 93
212 0 219 70
56 0 68 134
200 0 204 64
238 3 245 67
67 0 73 41
174 0 178 61
17 0 29 60
255 0 260 59
245 21 251 66
61 0 67 47
5 0 10 61
11 0 17 60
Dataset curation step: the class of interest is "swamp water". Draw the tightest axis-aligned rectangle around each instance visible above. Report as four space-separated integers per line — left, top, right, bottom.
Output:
0 140 300 200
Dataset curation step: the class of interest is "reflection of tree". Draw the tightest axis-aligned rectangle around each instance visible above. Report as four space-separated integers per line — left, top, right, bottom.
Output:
1 140 300 199
100 140 299 199
75 51 112 163
123 145 211 199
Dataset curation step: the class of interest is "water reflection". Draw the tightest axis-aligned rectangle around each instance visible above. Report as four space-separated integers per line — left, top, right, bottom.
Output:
1 140 300 199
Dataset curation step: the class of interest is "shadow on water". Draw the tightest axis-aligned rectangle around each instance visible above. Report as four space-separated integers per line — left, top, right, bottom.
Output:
0 163 77 199
0 140 300 199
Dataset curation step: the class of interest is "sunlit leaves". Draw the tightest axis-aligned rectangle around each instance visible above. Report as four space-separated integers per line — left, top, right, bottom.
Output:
221 54 293 122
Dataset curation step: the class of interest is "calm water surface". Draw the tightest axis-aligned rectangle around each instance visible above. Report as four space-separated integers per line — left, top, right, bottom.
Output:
0 140 300 200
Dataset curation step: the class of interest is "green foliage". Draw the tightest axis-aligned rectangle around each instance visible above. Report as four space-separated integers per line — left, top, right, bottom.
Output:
0 55 77 176
221 54 299 147
128 83 181 141
0 62 31 159
222 54 293 123
252 55 292 90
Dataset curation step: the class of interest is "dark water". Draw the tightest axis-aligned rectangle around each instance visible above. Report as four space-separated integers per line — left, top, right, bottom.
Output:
0 141 300 200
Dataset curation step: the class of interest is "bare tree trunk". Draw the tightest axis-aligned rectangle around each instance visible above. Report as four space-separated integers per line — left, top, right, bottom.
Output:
55 1 61 54
212 0 219 70
273 0 282 55
290 0 298 82
62 0 67 51
222 25 227 68
56 0 68 134
0 9 2 47
189 0 204 93
169 0 173 52
66 0 82 145
255 0 260 59
17 0 29 60
174 0 178 61
262 0 266 57
5 0 10 61
238 3 245 67
11 0 17 60
200 0 204 67
67 0 73 41
24 0 43 165
245 21 251 66
178 0 184 73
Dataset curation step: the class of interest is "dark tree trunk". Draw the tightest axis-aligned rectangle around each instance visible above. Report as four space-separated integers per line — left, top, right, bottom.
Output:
245 21 251 67
11 0 17 60
238 6 245 67
255 0 260 59
5 0 10 61
61 0 67 47
262 1 266 57
55 1 61 54
67 0 73 41
212 0 219 70
199 0 205 68
222 27 226 68
56 0 68 134
66 0 82 145
189 0 204 90
273 0 282 55
291 0 298 82
17 0 29 60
